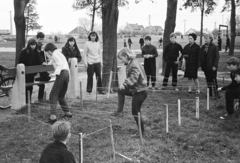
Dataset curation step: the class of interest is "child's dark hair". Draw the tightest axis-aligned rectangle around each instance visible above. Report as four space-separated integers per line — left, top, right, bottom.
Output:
36 32 45 39
88 31 99 42
226 57 239 66
26 38 38 54
144 36 151 41
44 43 57 52
234 68 240 76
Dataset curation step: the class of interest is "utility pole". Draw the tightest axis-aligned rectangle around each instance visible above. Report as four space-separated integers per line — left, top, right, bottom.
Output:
10 11 12 35
183 20 186 34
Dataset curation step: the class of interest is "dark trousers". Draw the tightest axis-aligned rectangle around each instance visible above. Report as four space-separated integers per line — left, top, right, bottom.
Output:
225 89 240 115
26 86 33 104
38 84 45 100
218 44 222 51
117 88 147 132
87 63 103 93
49 70 69 115
144 62 156 87
163 61 178 87
203 70 218 96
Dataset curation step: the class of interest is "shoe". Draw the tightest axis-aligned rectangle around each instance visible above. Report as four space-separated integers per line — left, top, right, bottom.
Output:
98 91 106 95
174 88 179 91
64 112 73 118
220 114 233 120
196 90 200 94
111 111 123 117
187 90 192 94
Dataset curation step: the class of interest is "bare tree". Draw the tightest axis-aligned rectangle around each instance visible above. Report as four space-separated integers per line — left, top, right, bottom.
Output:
14 0 30 65
78 17 91 33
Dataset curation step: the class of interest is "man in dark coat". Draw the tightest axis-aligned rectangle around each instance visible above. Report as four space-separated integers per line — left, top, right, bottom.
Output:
217 35 222 51
139 36 144 50
199 33 220 98
128 36 133 49
225 35 230 52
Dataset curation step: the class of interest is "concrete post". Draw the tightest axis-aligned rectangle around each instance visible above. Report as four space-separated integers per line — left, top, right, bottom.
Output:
67 58 78 98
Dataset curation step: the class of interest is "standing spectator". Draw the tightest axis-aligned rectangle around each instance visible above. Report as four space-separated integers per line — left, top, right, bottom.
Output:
111 48 148 135
225 35 230 52
83 31 105 95
39 121 76 163
199 34 220 98
217 35 222 51
54 35 58 43
218 57 240 119
123 37 127 47
128 36 133 49
162 33 183 91
62 37 82 64
35 32 51 102
139 36 144 50
183 33 201 94
44 43 72 123
142 36 158 89
158 37 163 48
19 38 43 104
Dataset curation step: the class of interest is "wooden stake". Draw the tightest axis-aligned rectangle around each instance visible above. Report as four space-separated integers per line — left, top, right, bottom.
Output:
178 99 181 126
138 112 144 146
79 133 83 163
165 104 169 133
207 88 209 110
107 71 113 98
27 91 31 122
196 97 199 119
109 119 116 162
96 77 98 102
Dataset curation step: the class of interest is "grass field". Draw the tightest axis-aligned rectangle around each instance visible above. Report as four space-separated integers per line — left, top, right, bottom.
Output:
1 43 240 162
0 77 240 162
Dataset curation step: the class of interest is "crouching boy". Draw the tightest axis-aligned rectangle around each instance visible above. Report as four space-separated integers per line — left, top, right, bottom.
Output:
219 57 240 119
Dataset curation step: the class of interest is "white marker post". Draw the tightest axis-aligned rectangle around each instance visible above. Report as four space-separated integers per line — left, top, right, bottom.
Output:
196 97 199 119
96 77 98 102
27 91 31 122
178 99 181 126
165 104 169 133
107 71 113 98
109 119 116 162
80 81 83 106
207 88 209 110
79 133 83 163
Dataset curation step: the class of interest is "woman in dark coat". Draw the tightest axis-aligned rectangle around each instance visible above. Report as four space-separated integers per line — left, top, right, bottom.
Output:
62 37 81 63
19 38 43 103
183 33 201 94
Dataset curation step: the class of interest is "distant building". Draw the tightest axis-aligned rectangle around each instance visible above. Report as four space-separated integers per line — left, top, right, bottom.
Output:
124 23 144 32
69 26 87 38
184 28 198 35
0 29 10 35
145 26 163 34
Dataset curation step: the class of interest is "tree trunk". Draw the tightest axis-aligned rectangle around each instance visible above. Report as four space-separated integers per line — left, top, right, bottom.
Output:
102 0 119 91
161 0 178 75
14 0 29 66
91 0 96 31
229 0 236 56
199 0 205 46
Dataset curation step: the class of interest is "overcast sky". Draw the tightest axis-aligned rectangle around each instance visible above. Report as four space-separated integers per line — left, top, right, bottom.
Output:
0 0 230 35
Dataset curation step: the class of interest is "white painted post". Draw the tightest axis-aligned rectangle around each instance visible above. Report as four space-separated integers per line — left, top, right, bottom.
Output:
207 88 209 110
107 71 113 98
80 81 83 106
138 112 144 146
109 119 116 162
165 104 169 133
11 64 26 110
67 58 78 98
96 77 98 101
43 91 47 101
79 133 83 163
178 99 181 126
27 91 31 122
196 97 199 119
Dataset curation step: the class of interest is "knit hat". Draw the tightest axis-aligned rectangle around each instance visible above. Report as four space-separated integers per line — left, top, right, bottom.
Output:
117 47 136 60
204 33 214 40
188 33 197 41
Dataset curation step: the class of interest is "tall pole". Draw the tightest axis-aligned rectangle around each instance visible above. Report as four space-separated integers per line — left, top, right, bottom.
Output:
10 11 13 35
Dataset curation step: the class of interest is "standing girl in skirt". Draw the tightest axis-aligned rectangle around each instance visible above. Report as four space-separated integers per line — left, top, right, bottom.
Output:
183 33 201 94
44 43 72 123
